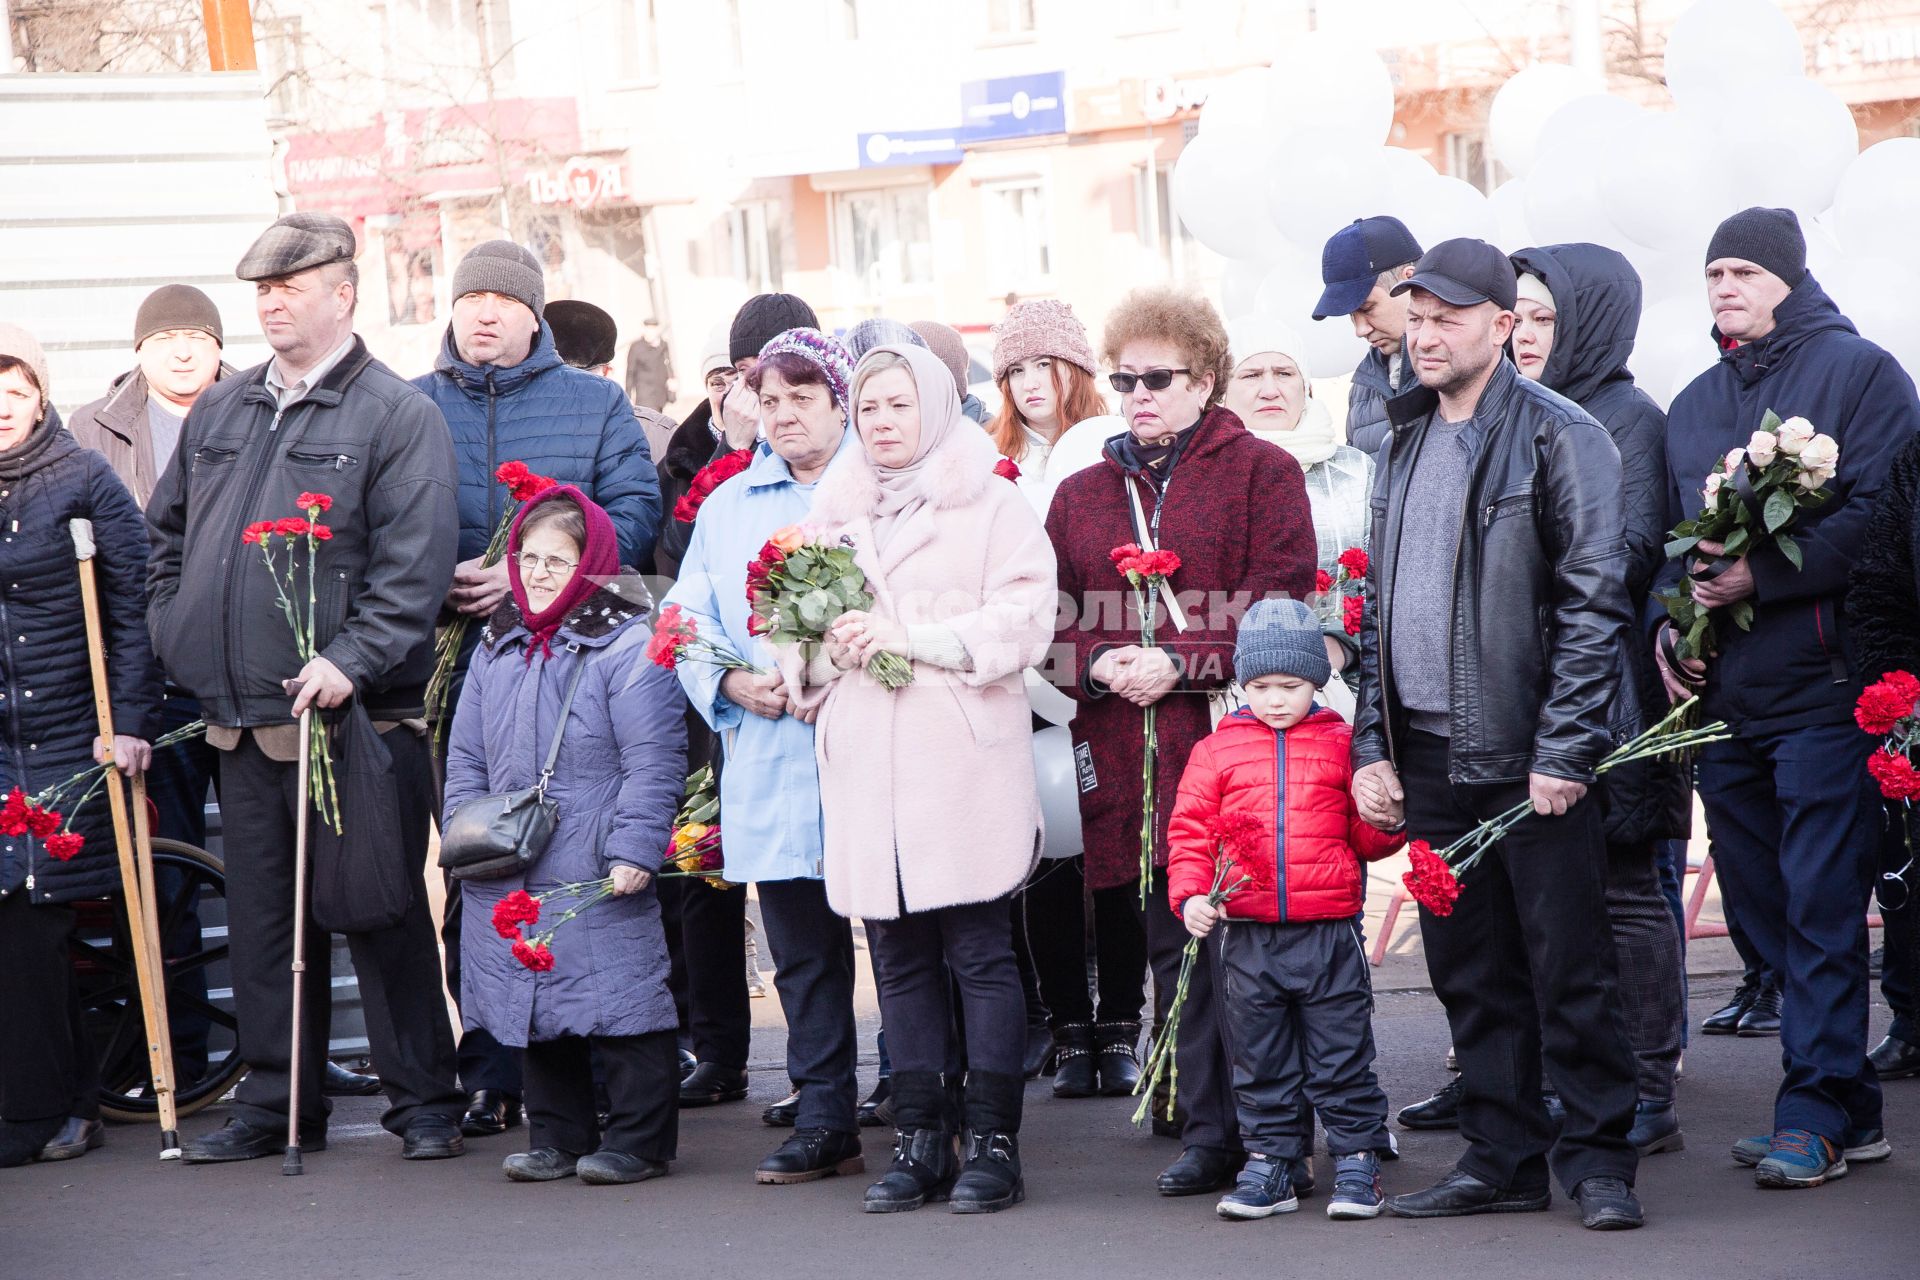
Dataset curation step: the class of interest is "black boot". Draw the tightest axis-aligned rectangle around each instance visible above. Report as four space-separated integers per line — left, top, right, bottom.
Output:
863 1072 958 1213
1095 1022 1142 1097
951 1070 1025 1214
1701 975 1760 1035
1021 1022 1056 1080
1051 1023 1097 1098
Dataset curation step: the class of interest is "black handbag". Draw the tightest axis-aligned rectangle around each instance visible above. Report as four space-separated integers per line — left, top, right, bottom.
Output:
310 705 411 933
438 651 589 882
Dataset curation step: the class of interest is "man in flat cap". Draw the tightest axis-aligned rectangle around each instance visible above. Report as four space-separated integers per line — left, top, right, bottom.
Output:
147 211 466 1165
548 298 675 464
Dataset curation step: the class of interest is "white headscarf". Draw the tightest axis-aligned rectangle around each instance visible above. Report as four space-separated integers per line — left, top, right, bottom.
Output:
1225 315 1337 467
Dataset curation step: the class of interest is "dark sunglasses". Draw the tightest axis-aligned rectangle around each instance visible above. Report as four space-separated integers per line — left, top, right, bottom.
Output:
1108 368 1190 394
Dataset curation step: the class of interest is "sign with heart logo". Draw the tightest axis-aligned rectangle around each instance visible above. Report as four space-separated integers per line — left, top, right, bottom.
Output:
528 156 631 209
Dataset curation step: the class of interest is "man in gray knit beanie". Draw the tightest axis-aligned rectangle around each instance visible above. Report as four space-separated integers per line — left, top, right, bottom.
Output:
446 240 546 370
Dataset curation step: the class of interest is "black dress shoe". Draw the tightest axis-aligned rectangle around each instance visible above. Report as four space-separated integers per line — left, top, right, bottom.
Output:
35 1116 105 1162
182 1118 326 1164
503 1147 579 1181
578 1150 670 1185
755 1127 864 1184
1395 1076 1463 1130
461 1089 522 1137
1702 977 1760 1034
678 1062 749 1107
1737 982 1782 1036
762 1089 800 1127
1156 1145 1241 1196
1870 1033 1920 1079
1573 1175 1643 1229
1387 1168 1550 1218
1629 1099 1685 1155
857 1077 894 1128
678 1048 699 1081
402 1115 466 1160
323 1060 383 1097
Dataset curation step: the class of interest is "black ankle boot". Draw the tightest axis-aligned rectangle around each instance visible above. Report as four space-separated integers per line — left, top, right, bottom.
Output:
864 1072 957 1213
951 1070 1025 1214
1052 1023 1097 1098
1095 1021 1142 1097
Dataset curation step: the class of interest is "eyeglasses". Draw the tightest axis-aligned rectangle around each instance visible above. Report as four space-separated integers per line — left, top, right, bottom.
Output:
705 371 737 391
517 552 578 578
1108 368 1191 394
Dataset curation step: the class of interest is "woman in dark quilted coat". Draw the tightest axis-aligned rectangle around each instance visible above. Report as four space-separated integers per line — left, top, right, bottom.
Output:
0 326 159 1167
1043 289 1315 1197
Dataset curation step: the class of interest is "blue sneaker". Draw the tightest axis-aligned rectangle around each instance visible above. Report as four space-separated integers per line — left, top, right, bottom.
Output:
1732 1127 1890 1167
1754 1129 1847 1188
1216 1156 1298 1220
1327 1152 1384 1219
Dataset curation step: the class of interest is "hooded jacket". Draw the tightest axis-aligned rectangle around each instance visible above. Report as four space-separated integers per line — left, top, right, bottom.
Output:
1511 243 1689 843
1657 274 1920 734
1345 340 1414 458
147 338 458 726
413 323 661 572
1167 708 1403 925
67 362 236 508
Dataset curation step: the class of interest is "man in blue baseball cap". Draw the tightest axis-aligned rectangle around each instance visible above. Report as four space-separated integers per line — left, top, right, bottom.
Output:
1313 216 1423 457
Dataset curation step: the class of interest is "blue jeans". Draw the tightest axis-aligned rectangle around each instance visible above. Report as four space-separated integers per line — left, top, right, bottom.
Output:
1698 723 1883 1141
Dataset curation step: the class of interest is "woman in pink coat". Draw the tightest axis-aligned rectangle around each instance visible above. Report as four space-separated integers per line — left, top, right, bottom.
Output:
784 342 1057 1217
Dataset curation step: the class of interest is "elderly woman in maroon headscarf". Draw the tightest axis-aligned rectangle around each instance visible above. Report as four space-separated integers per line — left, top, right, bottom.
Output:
781 342 1058 1216
443 486 688 1187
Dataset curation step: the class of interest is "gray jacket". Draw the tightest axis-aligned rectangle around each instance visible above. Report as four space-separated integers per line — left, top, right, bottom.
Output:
146 338 458 725
1345 341 1414 458
445 579 687 1044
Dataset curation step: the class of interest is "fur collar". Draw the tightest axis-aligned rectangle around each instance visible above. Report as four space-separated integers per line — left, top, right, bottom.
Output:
810 431 998 527
481 572 653 650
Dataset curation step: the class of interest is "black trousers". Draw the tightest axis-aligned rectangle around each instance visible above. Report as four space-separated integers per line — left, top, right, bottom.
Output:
0 894 99 1123
1138 867 1241 1154
1217 918 1389 1160
1019 855 1149 1029
867 896 1026 1083
1602 840 1685 1104
441 883 523 1095
1400 731 1638 1193
1878 804 1917 1046
661 877 751 1070
523 1030 678 1160
757 878 858 1133
219 728 462 1134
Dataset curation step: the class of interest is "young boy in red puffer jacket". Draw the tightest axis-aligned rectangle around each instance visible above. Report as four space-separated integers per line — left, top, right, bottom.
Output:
1168 598 1404 1223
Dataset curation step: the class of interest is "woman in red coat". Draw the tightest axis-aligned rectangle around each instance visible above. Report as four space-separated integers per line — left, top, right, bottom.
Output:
1043 287 1316 1197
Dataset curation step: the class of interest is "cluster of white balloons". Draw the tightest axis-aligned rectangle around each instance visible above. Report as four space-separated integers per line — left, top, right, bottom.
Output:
1175 1 1920 406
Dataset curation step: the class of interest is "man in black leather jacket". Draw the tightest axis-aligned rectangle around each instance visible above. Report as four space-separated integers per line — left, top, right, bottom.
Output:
1348 239 1644 1231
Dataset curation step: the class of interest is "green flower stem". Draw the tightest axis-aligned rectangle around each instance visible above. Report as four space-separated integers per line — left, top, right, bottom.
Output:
1137 583 1162 910
1131 859 1248 1126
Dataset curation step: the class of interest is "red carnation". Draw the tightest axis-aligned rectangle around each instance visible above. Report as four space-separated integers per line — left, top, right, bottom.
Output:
511 939 556 972
676 450 754 524
296 492 334 513
1402 840 1463 917
1109 542 1143 567
646 628 681 670
1137 550 1182 579
310 524 333 541
994 457 1022 482
491 889 541 939
1337 547 1369 578
1343 594 1365 637
1207 811 1267 867
0 787 31 837
494 461 530 486
44 831 85 861
25 805 60 839
1315 569 1334 594
510 473 558 503
1857 671 1920 736
275 517 311 538
240 519 276 546
1868 750 1920 802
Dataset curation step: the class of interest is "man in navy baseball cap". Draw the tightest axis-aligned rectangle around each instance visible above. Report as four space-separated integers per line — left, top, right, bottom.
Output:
1313 216 1423 458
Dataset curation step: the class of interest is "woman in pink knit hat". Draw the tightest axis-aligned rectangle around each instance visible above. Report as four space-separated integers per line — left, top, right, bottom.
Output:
987 300 1110 487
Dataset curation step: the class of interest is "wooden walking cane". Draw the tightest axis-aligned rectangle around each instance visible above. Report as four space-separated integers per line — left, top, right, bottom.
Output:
70 519 181 1158
284 703 314 1176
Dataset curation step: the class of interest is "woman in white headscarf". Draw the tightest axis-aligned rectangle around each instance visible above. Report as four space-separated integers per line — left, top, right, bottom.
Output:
1223 317 1373 685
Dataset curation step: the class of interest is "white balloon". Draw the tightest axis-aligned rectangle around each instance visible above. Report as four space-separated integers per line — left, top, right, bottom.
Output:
1252 254 1325 323
1487 63 1603 178
1488 179 1534 253
1719 77 1859 212
1600 109 1735 252
1377 145 1439 189
1632 293 1718 411
1035 414 1127 517
1220 258 1268 318
1172 127 1281 261
1299 314 1368 381
1824 254 1920 377
1524 95 1644 246
1266 143 1377 249
1803 215 1846 284
1402 176 1499 249
1267 33 1395 152
1834 138 1920 267
1199 66 1274 135
1663 0 1804 108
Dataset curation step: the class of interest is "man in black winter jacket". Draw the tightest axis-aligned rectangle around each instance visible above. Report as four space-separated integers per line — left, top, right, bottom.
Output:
1653 208 1920 1190
1312 216 1422 457
1351 238 1644 1231
148 212 465 1166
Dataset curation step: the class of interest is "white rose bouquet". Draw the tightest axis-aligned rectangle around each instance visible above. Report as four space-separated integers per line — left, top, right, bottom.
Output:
1658 410 1838 662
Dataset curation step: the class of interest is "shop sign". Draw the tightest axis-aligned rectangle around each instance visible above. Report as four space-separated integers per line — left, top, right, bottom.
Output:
527 157 630 208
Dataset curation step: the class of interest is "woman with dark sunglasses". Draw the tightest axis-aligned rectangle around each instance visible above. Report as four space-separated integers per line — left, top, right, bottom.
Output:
1043 287 1317 1199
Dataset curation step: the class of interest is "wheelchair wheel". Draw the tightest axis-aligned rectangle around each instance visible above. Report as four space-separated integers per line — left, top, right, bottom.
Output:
70 839 247 1122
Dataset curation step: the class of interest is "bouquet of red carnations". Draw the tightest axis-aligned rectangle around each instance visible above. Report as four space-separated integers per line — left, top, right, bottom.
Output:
493 857 733 971
648 604 766 674
673 449 753 524
242 492 342 830
1400 698 1730 916
1132 812 1268 1126
746 525 913 689
1659 411 1838 662
1112 542 1182 905
425 461 557 748
1858 670 1920 802
2 719 210 862
1312 546 1369 638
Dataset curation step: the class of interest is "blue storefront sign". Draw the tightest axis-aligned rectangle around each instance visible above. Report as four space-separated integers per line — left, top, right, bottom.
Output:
857 70 1067 168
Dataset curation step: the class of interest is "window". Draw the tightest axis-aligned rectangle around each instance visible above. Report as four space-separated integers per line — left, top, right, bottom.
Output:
618 0 660 81
726 202 788 292
984 180 1051 288
1135 161 1198 281
987 0 1036 35
1444 130 1505 194
833 187 934 294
